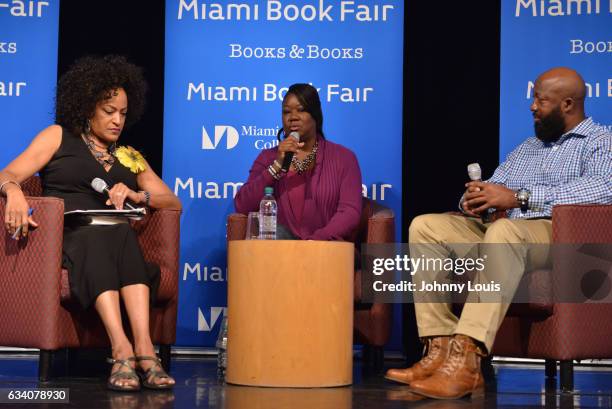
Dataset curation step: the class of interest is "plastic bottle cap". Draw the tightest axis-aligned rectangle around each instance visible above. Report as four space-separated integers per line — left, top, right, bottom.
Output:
264 187 273 195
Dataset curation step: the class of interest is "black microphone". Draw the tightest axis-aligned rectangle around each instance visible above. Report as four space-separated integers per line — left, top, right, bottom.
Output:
281 131 300 172
91 177 137 210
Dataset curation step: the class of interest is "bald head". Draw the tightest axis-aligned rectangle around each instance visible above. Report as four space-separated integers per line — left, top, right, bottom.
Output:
535 67 586 109
531 67 587 140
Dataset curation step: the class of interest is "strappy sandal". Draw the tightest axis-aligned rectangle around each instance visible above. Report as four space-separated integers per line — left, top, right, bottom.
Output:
106 357 140 392
135 355 175 390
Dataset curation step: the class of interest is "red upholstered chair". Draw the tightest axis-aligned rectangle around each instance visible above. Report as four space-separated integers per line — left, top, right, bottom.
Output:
0 176 180 381
488 205 612 392
226 197 395 367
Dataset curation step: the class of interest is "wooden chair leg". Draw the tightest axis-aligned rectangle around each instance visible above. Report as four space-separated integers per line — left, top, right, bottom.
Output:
38 350 53 382
560 360 574 393
159 344 172 372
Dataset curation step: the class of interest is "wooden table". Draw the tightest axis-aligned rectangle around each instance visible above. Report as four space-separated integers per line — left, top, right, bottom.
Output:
226 240 354 387
224 384 351 408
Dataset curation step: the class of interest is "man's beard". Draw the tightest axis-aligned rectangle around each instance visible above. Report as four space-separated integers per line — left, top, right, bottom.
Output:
534 107 566 143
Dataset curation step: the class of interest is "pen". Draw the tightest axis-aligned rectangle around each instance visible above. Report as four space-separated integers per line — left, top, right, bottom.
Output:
12 208 34 240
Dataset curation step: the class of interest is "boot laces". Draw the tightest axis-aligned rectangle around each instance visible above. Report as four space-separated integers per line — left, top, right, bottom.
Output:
437 338 465 377
420 338 441 366
437 337 485 377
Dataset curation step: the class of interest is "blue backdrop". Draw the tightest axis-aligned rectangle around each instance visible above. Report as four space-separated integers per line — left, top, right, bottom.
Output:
164 0 404 347
0 0 59 168
500 0 612 159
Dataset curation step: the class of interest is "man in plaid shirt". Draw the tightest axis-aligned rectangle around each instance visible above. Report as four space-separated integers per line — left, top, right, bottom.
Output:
386 67 612 399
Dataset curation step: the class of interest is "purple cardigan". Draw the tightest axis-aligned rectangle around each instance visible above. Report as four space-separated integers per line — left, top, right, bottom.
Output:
234 137 362 241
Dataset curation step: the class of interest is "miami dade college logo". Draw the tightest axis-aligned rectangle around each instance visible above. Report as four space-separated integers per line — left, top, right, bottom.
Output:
202 125 239 150
197 307 227 332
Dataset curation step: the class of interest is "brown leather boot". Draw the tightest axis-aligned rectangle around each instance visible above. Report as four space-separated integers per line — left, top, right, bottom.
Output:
409 335 486 399
385 336 450 385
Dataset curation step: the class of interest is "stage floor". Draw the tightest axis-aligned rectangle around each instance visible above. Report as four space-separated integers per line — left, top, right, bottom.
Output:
0 354 610 408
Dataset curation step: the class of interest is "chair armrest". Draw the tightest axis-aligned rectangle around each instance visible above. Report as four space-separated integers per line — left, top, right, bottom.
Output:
227 213 247 241
552 204 612 243
366 212 395 244
133 209 181 298
358 205 395 346
0 196 64 284
551 204 612 303
0 197 65 345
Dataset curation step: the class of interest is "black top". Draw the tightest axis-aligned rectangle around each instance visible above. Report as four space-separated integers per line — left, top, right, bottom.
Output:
40 127 139 212
38 127 157 309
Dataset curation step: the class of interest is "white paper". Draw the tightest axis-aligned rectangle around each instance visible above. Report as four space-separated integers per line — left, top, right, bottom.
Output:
64 208 147 218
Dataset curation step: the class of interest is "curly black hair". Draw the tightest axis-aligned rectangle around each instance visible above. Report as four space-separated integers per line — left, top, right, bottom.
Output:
55 55 148 135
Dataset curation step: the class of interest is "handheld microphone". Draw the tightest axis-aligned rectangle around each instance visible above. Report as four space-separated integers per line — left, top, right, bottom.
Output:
281 132 300 172
467 163 482 184
91 178 137 210
466 163 491 222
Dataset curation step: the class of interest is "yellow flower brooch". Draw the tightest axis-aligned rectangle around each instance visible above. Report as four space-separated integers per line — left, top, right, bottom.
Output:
114 146 147 174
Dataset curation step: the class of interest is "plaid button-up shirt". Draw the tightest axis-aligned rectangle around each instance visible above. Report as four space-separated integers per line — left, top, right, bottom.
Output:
486 117 612 219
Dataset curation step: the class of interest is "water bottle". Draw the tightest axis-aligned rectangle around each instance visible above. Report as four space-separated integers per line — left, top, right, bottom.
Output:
259 186 277 240
215 315 228 379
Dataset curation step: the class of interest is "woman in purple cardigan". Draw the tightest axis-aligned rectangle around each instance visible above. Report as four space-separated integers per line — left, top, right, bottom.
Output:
234 83 362 241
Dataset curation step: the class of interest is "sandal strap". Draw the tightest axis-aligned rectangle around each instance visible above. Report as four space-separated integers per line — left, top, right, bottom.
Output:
109 370 139 381
106 357 139 386
106 356 137 365
136 355 170 380
145 367 171 380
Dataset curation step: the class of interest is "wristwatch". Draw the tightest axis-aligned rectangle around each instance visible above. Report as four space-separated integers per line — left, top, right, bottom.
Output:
515 188 531 213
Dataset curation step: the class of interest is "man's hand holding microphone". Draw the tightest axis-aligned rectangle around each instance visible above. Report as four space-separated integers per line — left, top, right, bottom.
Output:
462 163 519 221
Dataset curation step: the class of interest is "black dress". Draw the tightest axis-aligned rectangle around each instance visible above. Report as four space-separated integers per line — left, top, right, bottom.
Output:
39 127 159 309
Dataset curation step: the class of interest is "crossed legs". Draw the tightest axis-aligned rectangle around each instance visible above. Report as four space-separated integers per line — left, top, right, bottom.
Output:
387 214 552 398
411 214 552 351
95 284 175 389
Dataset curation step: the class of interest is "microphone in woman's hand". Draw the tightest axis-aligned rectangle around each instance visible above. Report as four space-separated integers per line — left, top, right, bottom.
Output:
281 132 300 172
91 178 136 210
91 177 110 195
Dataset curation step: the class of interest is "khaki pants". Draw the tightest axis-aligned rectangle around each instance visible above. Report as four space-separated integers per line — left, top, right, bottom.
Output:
409 214 552 352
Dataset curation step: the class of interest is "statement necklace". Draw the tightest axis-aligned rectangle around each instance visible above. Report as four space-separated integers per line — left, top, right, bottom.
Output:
291 141 318 174
82 134 116 167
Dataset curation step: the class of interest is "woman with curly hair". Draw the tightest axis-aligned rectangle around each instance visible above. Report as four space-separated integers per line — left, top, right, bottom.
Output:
0 55 180 391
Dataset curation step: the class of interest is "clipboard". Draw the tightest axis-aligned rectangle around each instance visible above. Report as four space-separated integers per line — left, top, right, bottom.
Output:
64 208 147 224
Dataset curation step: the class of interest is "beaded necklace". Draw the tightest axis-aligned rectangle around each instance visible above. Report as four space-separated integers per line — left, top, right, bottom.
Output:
291 140 318 174
82 134 116 167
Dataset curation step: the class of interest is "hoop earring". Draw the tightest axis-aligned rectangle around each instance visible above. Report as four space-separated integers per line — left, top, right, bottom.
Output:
84 119 91 135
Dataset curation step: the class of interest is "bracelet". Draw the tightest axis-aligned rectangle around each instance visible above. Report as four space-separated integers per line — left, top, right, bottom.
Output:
0 180 21 196
140 190 151 207
268 165 280 180
273 159 282 170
